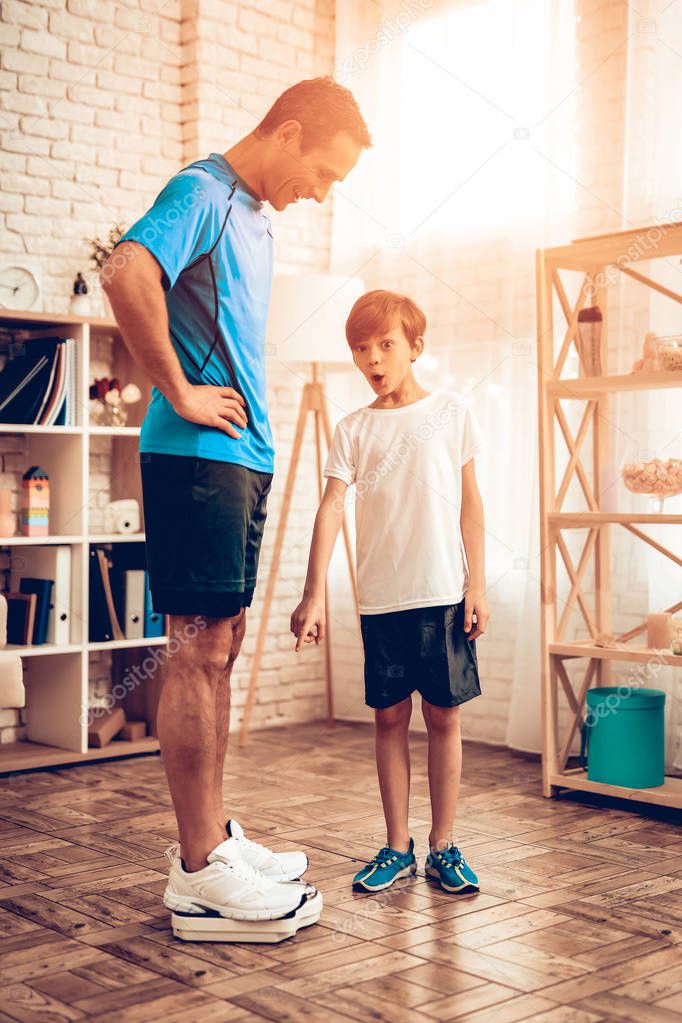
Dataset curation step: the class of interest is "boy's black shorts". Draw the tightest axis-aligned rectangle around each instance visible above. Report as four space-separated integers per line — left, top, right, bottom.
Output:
360 600 482 709
140 452 272 619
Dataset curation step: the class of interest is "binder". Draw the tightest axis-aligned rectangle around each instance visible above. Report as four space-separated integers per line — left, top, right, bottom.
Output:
18 577 53 644
123 569 145 640
143 571 164 638
12 546 71 645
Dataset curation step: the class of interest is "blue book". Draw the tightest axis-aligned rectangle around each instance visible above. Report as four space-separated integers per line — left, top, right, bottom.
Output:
144 572 164 637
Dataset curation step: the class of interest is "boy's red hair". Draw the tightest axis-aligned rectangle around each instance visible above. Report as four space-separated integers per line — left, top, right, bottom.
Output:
346 290 426 347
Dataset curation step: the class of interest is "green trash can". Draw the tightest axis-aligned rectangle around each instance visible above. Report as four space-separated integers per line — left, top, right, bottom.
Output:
580 687 665 789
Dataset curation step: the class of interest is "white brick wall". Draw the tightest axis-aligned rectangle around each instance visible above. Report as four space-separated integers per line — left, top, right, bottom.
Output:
0 0 335 741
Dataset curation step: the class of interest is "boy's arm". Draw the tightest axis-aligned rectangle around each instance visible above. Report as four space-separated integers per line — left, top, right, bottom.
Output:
291 477 348 651
460 458 490 640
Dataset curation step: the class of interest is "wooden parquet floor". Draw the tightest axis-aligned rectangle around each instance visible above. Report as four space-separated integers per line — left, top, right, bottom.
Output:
0 721 681 1023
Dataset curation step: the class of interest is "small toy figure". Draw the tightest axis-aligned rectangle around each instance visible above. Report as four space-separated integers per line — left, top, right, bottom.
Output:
21 466 49 537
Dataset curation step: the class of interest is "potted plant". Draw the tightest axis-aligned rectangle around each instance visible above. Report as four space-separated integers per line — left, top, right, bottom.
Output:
88 225 123 318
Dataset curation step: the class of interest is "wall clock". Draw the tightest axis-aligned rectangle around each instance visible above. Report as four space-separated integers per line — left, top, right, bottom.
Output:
0 264 41 310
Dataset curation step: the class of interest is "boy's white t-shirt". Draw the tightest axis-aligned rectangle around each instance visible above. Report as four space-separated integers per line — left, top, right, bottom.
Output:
323 390 484 615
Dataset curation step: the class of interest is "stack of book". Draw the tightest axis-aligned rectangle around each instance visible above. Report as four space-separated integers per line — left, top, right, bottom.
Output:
0 334 78 426
5 545 72 646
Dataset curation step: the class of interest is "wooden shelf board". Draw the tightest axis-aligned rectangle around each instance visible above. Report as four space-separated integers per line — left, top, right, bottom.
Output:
549 512 682 525
542 221 682 266
89 426 141 436
550 771 682 809
548 370 682 396
0 535 83 545
88 636 168 652
89 533 145 544
4 643 82 657
0 737 159 773
0 425 83 435
550 641 682 667
0 309 117 329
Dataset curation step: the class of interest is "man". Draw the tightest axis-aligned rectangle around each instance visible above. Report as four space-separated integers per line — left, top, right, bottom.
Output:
102 77 371 919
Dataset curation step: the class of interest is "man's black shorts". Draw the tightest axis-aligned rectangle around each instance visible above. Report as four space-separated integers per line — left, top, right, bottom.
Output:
140 452 272 618
360 600 482 709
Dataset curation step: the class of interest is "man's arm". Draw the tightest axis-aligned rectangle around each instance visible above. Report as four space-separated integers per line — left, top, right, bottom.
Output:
290 476 348 651
101 242 247 437
460 457 490 639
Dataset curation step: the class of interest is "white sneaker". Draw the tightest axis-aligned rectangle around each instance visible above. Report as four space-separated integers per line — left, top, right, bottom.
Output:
227 818 308 882
163 837 312 921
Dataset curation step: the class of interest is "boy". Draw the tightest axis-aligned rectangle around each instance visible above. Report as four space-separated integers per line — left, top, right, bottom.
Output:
291 289 489 894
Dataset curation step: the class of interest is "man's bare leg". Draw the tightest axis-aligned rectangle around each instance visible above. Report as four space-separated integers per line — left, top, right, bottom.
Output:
156 613 239 871
214 607 247 832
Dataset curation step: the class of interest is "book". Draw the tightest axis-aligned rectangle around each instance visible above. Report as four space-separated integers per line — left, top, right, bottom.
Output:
89 548 111 642
5 591 37 645
53 339 74 426
18 577 53 644
33 344 61 424
40 342 66 426
65 338 76 426
97 548 124 641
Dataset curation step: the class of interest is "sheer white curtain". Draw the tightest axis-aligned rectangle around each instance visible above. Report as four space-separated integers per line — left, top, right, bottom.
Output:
330 0 577 743
619 0 682 772
330 0 681 763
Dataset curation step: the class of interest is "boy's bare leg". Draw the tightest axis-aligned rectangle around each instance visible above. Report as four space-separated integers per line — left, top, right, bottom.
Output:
422 700 462 851
156 614 238 872
214 607 247 830
374 697 412 852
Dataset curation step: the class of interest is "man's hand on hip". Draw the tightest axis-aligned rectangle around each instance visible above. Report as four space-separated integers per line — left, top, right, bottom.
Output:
173 385 248 438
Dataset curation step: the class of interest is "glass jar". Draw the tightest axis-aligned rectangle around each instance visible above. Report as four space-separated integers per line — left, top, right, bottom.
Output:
621 437 682 513
672 619 682 656
654 335 682 371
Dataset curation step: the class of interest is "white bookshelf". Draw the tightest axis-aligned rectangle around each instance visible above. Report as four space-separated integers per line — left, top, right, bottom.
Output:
0 309 166 773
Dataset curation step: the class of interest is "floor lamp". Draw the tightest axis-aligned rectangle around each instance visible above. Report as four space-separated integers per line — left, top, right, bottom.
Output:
239 273 364 746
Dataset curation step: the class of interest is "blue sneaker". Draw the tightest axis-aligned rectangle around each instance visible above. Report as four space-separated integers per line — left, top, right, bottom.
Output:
352 838 417 892
425 843 479 894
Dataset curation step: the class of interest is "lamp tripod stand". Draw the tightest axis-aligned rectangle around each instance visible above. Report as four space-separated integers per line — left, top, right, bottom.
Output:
239 363 359 746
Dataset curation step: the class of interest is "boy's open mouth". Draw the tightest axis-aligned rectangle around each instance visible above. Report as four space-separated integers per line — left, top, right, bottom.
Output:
371 374 385 384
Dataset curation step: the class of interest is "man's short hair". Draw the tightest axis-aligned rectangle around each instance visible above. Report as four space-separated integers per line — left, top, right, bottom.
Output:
255 77 372 152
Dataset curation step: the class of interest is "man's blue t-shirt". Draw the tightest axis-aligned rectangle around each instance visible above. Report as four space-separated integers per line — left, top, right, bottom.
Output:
120 153 275 472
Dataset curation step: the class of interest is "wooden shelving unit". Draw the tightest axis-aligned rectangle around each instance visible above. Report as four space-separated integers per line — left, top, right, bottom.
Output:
0 309 165 773
536 222 682 810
